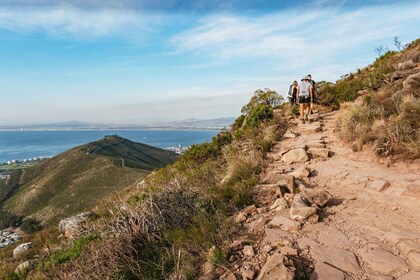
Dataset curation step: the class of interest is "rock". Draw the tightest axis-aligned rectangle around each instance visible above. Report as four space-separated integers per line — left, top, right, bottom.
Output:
289 166 310 179
310 262 346 280
301 188 332 207
305 142 326 149
257 207 268 214
283 131 297 139
263 245 273 253
368 179 390 192
403 72 420 97
242 269 256 280
407 251 420 271
281 245 298 256
299 123 322 135
220 271 237 280
263 228 291 244
360 248 409 275
246 217 269 232
307 214 319 224
242 205 257 215
398 60 414 70
358 89 369 96
59 212 93 239
13 242 32 258
270 198 289 211
256 253 294 280
282 148 309 164
267 216 301 232
15 260 31 274
354 96 364 107
383 229 419 244
235 213 247 223
260 173 295 194
243 245 255 257
290 194 317 221
229 240 242 251
398 271 420 280
308 148 330 159
396 240 420 257
310 246 361 274
391 68 418 83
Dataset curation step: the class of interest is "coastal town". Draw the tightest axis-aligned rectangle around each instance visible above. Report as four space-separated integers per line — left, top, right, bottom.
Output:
0 157 49 179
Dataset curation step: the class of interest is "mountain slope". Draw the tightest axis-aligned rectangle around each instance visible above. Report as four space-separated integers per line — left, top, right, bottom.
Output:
3 136 179 225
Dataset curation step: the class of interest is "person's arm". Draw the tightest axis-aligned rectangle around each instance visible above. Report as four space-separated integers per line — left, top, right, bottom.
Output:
296 86 300 104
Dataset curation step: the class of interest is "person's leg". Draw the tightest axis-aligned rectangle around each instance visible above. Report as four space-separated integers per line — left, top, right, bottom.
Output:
300 103 305 123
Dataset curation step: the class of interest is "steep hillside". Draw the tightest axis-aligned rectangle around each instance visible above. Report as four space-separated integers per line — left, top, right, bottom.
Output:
2 136 178 225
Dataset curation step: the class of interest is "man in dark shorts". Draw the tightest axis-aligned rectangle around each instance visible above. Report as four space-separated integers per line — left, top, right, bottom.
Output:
307 74 317 114
297 76 313 124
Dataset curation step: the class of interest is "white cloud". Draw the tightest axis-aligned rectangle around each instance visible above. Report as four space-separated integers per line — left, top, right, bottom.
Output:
171 3 420 62
0 6 158 39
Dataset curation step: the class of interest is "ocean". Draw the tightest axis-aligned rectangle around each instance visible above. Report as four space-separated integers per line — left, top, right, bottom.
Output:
0 130 219 163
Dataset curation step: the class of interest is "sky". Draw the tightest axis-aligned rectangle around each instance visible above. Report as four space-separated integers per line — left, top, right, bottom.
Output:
0 0 419 124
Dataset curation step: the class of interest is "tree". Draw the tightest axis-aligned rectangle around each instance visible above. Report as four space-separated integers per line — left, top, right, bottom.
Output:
394 36 402 51
375 45 388 57
241 88 284 115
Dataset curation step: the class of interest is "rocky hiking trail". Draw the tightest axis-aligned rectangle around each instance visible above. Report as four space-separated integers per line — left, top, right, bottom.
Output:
218 111 420 280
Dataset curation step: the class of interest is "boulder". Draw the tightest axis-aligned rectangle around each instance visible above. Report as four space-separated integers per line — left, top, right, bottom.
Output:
267 216 300 232
282 148 309 164
301 188 331 207
243 245 255 257
58 212 93 239
242 205 257 215
407 251 420 271
235 213 247 223
15 260 31 274
391 68 418 82
402 72 420 97
242 269 256 280
289 166 310 179
398 60 414 70
308 148 330 159
13 242 32 258
270 198 289 211
256 253 294 280
290 194 317 221
261 173 295 194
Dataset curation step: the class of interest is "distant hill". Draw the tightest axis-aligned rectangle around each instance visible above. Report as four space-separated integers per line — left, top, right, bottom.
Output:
1 136 178 225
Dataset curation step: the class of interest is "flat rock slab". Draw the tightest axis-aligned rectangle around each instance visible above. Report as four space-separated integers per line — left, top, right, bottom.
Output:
310 246 362 275
268 216 301 232
310 262 346 280
282 148 309 164
299 123 322 135
317 228 352 249
398 271 420 280
360 248 409 275
368 179 391 192
257 253 294 280
263 228 290 244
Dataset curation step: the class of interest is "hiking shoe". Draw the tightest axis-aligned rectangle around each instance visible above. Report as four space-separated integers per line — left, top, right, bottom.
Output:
301 119 305 124
305 115 309 121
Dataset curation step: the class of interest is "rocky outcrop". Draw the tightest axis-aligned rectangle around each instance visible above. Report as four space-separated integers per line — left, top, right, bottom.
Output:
58 212 93 239
0 230 20 248
403 72 420 97
13 242 32 258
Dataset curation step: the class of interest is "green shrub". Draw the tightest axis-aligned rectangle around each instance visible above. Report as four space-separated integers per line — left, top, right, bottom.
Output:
245 104 273 128
20 218 43 233
232 115 245 130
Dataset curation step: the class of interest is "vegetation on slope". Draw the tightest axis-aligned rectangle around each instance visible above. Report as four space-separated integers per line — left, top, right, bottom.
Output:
11 89 286 280
317 38 420 158
2 136 178 227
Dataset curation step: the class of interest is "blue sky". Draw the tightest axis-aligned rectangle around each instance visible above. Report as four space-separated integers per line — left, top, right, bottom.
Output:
0 0 419 124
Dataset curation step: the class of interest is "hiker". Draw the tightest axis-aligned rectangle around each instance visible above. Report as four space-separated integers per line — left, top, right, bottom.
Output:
287 80 298 106
307 74 317 114
297 76 313 124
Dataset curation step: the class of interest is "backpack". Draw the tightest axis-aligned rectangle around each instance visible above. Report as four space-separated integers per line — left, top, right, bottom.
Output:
287 85 293 97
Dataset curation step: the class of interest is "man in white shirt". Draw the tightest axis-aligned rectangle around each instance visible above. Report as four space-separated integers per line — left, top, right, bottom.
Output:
297 76 313 124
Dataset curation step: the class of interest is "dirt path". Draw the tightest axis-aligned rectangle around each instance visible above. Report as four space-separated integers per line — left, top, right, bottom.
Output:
222 111 420 280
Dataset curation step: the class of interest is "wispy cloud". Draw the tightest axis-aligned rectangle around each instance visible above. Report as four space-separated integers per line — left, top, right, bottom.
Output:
171 3 420 62
0 6 160 39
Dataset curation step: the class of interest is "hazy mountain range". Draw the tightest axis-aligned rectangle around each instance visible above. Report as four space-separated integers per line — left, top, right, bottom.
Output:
0 117 236 131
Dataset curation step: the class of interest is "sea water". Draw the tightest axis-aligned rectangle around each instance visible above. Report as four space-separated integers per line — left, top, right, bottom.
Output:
0 130 219 163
